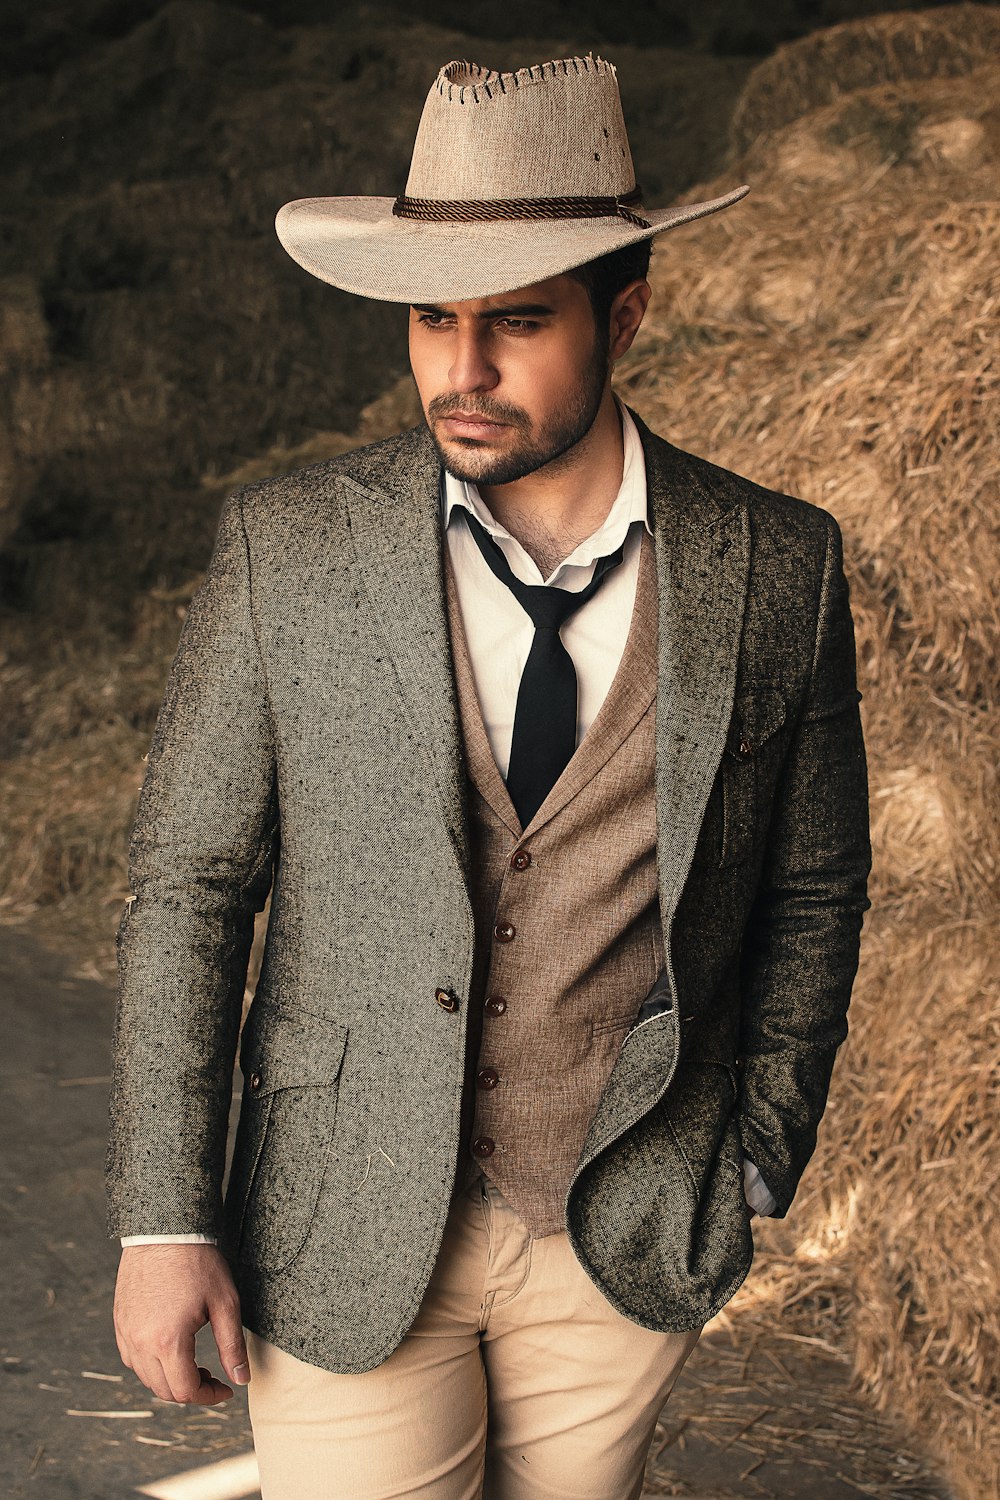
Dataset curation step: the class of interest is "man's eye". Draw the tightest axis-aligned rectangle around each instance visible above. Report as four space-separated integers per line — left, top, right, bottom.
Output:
497 319 537 333
417 313 449 328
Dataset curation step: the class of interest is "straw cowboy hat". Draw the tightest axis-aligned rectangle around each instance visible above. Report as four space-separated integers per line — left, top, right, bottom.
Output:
274 55 749 304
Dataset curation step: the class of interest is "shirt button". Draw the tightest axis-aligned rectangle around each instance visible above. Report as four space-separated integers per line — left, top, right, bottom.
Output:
510 849 531 871
494 920 516 943
476 1067 499 1090
485 996 507 1016
435 988 459 1012
472 1136 495 1158
248 1071 262 1092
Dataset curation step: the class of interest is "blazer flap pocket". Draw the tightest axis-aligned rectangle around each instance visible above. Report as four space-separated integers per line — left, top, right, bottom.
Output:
241 1005 349 1095
725 687 786 756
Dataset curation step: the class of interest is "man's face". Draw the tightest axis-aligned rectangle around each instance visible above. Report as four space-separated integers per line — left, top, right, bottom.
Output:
407 273 610 486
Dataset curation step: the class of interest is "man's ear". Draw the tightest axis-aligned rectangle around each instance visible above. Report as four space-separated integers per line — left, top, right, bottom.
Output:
609 279 652 363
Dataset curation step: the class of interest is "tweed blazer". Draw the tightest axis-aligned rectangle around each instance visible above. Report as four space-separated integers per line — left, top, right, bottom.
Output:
106 410 872 1374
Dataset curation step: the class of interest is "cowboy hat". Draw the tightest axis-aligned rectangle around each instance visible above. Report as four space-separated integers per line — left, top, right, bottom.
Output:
274 55 748 304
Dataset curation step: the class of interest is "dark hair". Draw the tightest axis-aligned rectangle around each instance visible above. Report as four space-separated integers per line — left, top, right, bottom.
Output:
565 239 652 332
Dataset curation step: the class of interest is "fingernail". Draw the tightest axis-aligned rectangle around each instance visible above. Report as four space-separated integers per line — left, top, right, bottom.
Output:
232 1363 250 1385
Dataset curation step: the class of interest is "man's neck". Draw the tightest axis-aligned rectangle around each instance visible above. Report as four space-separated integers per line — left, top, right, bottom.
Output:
478 389 625 579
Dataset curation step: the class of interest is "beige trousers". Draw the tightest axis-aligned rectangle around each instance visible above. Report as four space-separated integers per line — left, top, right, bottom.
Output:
246 1170 700 1499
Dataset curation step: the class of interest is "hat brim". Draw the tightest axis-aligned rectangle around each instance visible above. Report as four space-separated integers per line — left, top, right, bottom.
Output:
273 186 749 303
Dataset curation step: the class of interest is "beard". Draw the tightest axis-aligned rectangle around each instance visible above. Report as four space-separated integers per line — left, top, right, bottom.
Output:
425 333 609 487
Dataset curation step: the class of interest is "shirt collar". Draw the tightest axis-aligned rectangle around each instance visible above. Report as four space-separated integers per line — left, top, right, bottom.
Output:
441 399 652 578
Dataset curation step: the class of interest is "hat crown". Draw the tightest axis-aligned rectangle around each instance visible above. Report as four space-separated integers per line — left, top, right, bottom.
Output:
404 56 637 202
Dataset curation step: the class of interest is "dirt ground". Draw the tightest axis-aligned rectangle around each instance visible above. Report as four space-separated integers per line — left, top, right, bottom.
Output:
0 925 952 1500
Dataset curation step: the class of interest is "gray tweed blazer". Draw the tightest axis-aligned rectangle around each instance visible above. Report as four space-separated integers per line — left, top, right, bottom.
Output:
106 411 871 1373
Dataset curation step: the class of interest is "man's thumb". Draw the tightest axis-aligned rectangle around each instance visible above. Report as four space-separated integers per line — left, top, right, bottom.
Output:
210 1291 250 1385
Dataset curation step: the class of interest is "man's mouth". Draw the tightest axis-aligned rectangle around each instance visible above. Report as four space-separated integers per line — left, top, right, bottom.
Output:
438 412 508 437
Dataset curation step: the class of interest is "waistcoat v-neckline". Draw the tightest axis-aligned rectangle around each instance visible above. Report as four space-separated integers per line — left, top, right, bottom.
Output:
443 524 658 839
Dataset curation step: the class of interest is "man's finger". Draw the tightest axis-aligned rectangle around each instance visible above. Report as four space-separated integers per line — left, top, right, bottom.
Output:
131 1355 175 1404
209 1293 250 1386
160 1331 211 1403
193 1365 235 1405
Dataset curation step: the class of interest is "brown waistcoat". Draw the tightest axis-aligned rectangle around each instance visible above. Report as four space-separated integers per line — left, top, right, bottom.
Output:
443 526 665 1236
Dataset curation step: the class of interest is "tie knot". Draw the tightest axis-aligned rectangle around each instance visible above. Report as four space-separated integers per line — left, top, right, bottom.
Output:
518 583 589 631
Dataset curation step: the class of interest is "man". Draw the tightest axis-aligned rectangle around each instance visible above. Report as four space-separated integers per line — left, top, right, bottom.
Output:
108 55 871 1500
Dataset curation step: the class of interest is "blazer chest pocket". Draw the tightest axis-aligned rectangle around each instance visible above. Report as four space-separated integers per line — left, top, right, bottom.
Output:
720 688 786 869
227 1004 349 1275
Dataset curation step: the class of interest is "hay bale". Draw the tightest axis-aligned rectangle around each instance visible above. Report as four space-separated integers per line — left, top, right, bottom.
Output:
636 66 1000 704
615 17 1000 1494
730 3 1000 156
827 914 1000 1492
732 905 1000 1499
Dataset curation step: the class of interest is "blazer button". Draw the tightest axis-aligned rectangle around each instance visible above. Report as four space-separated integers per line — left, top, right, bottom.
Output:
476 1067 499 1090
510 849 531 871
485 996 507 1016
435 988 459 1012
494 920 516 943
248 1071 262 1092
472 1136 495 1158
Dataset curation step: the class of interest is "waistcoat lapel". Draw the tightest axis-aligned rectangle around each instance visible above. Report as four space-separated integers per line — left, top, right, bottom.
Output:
537 525 657 826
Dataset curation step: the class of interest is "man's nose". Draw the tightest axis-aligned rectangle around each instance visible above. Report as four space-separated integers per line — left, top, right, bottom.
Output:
448 330 499 394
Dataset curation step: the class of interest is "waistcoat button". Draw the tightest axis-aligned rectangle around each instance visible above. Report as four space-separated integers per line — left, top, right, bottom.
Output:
476 1067 499 1090
248 1071 262 1091
494 920 516 943
472 1136 495 1158
435 988 459 1012
738 737 753 758
485 996 507 1016
510 849 531 871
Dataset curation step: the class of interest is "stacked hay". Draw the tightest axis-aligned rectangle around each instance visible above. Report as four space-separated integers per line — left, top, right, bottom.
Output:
1 3 996 1488
730 2 1000 153
613 9 998 1494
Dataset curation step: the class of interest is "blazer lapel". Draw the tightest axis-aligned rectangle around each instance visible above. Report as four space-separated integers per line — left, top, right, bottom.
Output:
569 414 751 1177
637 412 751 921
338 424 472 887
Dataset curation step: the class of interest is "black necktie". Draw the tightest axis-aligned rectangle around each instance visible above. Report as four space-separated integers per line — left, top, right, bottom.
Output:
461 506 627 827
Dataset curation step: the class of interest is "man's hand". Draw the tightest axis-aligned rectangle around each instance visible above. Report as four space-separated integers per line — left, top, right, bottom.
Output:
114 1244 250 1404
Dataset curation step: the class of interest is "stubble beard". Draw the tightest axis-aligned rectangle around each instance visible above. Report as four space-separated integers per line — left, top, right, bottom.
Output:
426 335 610 487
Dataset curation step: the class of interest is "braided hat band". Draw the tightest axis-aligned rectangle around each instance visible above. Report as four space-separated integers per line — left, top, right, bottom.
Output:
392 187 650 229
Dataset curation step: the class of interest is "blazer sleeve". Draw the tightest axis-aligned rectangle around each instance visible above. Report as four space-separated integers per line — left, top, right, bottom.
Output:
736 513 872 1216
106 487 278 1239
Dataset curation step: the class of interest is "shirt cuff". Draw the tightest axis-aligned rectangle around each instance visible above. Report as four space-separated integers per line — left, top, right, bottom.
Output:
742 1157 778 1218
120 1233 219 1246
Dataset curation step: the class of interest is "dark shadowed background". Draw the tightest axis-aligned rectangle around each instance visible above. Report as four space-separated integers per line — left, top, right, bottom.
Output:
0 3 997 1497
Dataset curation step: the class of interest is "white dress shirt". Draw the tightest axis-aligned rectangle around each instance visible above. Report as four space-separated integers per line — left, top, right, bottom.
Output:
443 399 652 779
123 404 775 1246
